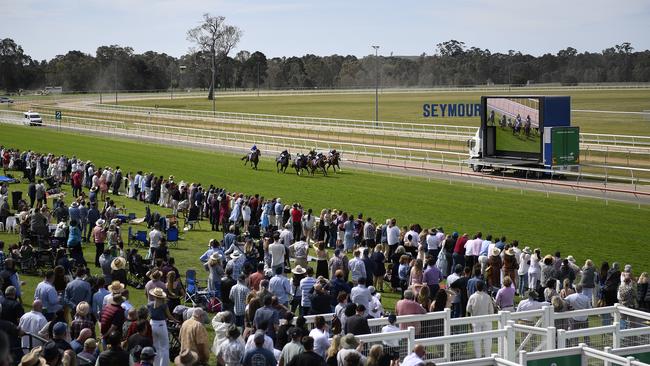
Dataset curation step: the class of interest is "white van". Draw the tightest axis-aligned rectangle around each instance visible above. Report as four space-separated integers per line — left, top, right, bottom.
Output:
23 111 43 126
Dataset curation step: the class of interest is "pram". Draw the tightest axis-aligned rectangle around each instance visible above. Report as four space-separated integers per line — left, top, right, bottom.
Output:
126 249 149 289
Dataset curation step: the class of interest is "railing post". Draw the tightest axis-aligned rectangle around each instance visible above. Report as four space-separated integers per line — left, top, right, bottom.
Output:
604 346 612 366
557 329 566 349
519 350 527 366
543 305 553 328
505 325 516 361
407 326 416 357
546 326 556 350
443 308 451 361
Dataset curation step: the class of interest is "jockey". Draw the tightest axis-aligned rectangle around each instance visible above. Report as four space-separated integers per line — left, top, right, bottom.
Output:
280 149 289 157
251 144 258 153
329 149 338 156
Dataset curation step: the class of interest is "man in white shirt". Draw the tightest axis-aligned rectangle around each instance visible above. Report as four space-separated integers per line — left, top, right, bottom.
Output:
516 290 545 312
19 300 48 349
308 316 330 358
426 229 440 257
381 314 400 347
402 344 426 366
269 234 286 273
279 223 294 247
148 223 162 259
386 218 400 256
350 278 372 314
466 280 494 358
564 284 591 330
289 238 309 269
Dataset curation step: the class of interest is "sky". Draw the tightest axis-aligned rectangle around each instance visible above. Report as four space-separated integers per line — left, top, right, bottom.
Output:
1 0 649 61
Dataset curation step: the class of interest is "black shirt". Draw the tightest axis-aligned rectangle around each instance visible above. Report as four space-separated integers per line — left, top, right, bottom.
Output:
287 351 326 366
127 333 153 353
97 348 130 366
54 338 73 352
345 314 370 335
0 297 25 325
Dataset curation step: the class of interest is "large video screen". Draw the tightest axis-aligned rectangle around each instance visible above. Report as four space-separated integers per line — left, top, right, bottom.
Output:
486 97 541 155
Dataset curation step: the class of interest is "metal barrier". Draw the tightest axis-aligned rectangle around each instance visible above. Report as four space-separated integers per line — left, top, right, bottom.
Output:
356 327 415 361
520 345 650 366
421 326 516 363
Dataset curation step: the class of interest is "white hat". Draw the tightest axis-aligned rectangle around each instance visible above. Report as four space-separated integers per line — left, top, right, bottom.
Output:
96 219 105 226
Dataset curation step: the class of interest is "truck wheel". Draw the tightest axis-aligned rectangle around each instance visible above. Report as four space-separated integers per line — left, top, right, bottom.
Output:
471 164 482 172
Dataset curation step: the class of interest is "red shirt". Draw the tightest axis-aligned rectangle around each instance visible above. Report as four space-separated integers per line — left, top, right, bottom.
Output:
249 271 264 291
454 236 468 255
291 208 302 223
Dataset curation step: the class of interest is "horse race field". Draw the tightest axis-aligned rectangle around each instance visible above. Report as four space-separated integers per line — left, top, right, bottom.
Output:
122 88 650 135
1 122 649 313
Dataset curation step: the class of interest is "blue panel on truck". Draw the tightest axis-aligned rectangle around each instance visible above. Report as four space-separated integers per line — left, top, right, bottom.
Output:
542 96 571 127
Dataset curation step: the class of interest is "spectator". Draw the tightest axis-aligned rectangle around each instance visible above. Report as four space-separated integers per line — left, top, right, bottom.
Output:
137 346 157 366
70 301 95 340
279 327 304 366
371 244 386 292
402 344 427 366
19 300 47 349
466 280 494 358
516 290 545 312
174 349 199 366
564 284 592 330
348 250 366 285
311 283 334 315
243 331 276 366
423 258 442 299
308 316 330 359
127 320 153 353
52 322 72 351
64 268 92 314
230 274 251 328
179 308 210 364
345 304 370 335
299 267 317 316
395 290 426 334
148 287 176 366
269 266 292 307
580 259 596 302
287 336 326 366
70 328 92 354
34 270 61 321
381 313 400 348
495 276 516 311
0 286 23 325
79 338 98 364
336 334 366 366
253 295 280 342
217 325 246 366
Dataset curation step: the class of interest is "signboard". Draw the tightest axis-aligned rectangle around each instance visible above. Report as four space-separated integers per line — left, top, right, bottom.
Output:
55 110 62 120
526 354 582 366
551 127 579 166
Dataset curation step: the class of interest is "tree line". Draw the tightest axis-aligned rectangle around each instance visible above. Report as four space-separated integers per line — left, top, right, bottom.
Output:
1 37 649 93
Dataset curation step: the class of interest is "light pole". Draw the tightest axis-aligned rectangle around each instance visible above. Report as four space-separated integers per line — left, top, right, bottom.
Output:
170 67 174 100
114 61 118 104
257 62 260 97
179 65 186 94
371 45 380 126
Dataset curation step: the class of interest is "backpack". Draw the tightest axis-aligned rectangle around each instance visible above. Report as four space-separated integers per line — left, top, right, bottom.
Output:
331 314 342 335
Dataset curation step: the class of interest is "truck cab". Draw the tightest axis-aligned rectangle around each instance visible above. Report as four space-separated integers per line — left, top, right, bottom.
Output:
23 111 43 126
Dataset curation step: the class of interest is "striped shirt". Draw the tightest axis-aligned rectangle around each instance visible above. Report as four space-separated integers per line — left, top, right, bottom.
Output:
300 276 317 307
229 283 250 316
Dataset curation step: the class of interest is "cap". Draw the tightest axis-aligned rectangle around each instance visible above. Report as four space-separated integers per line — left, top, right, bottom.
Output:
53 322 67 335
140 346 157 360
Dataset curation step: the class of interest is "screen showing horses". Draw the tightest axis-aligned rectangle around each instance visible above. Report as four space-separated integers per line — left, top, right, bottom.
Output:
486 97 542 155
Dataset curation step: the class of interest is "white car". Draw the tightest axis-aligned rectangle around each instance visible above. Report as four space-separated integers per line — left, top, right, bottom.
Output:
23 111 43 126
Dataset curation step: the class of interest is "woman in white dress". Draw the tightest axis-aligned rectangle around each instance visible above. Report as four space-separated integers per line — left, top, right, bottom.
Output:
127 173 135 198
528 248 542 291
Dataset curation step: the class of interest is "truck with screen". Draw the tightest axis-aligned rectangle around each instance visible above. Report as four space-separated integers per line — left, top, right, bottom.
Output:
468 96 579 174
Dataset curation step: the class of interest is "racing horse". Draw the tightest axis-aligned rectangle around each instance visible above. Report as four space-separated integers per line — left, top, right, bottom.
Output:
326 151 341 173
309 153 327 176
241 149 261 170
276 151 291 173
291 154 308 176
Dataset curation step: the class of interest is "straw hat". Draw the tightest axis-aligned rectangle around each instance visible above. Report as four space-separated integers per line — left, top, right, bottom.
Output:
208 253 220 266
522 247 532 254
71 202 79 208
95 219 105 226
505 248 515 256
75 301 90 317
340 333 359 349
148 269 162 280
230 251 242 260
291 265 306 275
490 247 501 257
19 347 46 366
149 287 167 299
110 257 127 271
174 349 199 366
108 281 125 294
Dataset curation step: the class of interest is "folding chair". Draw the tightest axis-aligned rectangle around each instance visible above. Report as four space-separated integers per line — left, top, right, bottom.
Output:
128 212 137 222
127 226 136 246
133 230 148 248
183 206 201 231
166 227 179 248
184 269 209 307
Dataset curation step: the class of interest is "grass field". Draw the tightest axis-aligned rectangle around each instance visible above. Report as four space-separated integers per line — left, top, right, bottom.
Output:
121 89 650 135
1 123 650 316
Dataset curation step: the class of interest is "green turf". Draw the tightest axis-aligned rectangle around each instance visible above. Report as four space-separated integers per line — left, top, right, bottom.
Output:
494 125 542 154
1 123 650 315
120 89 650 135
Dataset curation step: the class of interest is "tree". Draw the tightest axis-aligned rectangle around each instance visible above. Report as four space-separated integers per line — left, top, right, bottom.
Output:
0 38 32 92
187 13 242 100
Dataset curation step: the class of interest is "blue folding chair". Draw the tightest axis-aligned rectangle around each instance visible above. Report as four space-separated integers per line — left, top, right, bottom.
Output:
135 230 148 248
167 227 179 248
184 269 209 307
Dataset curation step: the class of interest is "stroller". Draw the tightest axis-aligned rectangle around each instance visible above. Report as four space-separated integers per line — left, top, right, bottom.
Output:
126 249 150 289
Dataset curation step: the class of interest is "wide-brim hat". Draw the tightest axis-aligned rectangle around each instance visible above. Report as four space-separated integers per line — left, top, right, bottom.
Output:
230 251 242 259
19 347 46 366
148 269 162 280
174 349 198 366
95 219 105 226
76 302 90 317
111 257 126 270
208 253 220 265
543 254 553 262
505 248 515 256
340 334 359 349
71 202 79 207
108 281 125 294
523 247 532 254
149 287 167 299
491 247 501 257
291 265 306 275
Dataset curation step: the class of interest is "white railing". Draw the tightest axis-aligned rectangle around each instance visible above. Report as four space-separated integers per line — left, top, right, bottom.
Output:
521 345 650 366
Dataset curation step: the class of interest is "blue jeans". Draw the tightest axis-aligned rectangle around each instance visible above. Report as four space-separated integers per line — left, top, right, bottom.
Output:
452 252 465 271
518 274 528 295
451 302 461 318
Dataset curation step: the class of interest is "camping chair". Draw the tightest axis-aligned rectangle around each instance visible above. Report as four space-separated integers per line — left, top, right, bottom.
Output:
184 269 209 307
183 206 201 231
166 227 179 248
134 231 148 248
158 216 167 232
126 249 149 289
128 212 137 222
